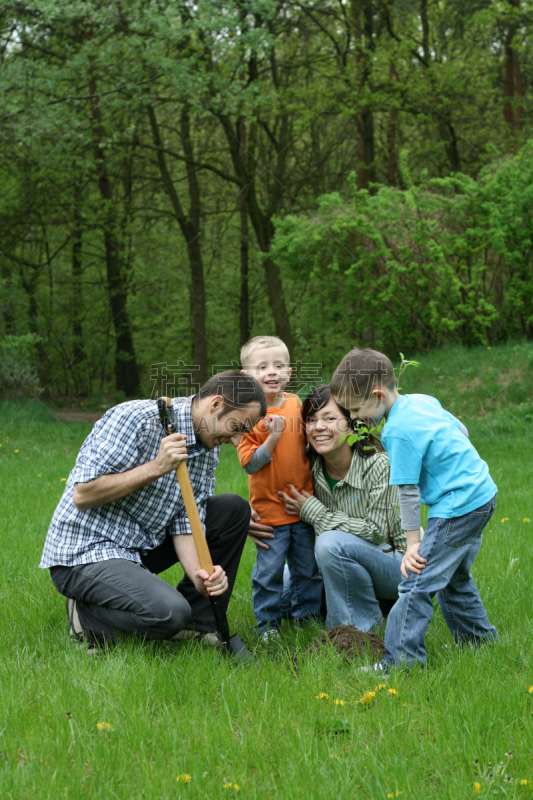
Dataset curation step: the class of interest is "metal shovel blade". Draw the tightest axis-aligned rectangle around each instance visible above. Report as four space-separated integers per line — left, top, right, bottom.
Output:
210 595 254 666
222 634 254 666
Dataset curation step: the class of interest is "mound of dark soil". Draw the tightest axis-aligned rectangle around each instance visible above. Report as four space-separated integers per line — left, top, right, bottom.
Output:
304 625 386 662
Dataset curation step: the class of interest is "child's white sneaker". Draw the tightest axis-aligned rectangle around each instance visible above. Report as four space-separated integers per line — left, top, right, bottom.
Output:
261 629 281 642
357 661 388 676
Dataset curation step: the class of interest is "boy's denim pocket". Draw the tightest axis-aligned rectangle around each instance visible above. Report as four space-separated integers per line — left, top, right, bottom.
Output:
443 496 496 548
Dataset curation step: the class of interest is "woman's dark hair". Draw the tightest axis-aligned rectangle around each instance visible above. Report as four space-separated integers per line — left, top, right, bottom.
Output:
301 384 383 468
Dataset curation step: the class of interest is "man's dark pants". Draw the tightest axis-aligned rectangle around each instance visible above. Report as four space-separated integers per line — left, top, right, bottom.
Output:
50 494 250 645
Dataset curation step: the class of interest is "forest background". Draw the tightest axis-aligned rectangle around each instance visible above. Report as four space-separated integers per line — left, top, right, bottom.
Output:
1 0 532 402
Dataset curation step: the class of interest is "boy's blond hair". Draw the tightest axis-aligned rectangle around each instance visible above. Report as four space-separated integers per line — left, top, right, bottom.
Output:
330 347 395 404
240 336 290 368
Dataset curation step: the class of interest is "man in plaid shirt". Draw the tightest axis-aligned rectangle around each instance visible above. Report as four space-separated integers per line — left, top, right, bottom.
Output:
40 371 266 651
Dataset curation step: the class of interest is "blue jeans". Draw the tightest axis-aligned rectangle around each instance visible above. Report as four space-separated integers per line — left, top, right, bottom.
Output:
252 520 323 632
314 530 402 631
383 496 498 669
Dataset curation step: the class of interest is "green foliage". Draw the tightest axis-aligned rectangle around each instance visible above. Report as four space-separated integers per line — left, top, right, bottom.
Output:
271 141 533 355
1 1 533 397
395 353 420 393
0 334 42 394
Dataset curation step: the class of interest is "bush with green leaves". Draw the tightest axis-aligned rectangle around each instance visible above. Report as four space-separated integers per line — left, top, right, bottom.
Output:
271 140 533 355
0 334 42 395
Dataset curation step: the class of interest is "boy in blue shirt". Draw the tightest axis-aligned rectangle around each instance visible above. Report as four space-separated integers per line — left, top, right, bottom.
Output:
330 347 498 670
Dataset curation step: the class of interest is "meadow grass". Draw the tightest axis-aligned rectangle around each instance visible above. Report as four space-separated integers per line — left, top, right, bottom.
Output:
1 347 533 800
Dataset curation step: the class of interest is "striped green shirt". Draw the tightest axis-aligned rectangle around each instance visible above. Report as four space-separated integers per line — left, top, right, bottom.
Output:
300 450 407 552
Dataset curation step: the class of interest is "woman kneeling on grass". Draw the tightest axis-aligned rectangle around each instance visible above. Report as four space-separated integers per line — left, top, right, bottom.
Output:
279 385 405 632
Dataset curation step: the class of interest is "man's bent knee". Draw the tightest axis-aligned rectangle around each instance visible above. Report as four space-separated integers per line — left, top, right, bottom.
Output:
213 492 249 518
143 592 191 638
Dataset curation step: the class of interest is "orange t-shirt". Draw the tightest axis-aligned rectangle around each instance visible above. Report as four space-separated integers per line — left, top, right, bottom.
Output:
237 393 313 526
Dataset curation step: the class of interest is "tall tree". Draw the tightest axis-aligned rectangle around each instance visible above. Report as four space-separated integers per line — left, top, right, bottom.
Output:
352 0 376 190
89 68 140 396
504 0 524 131
147 104 208 383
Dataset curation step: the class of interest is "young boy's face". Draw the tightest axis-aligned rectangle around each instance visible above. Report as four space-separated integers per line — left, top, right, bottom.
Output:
241 345 291 401
335 390 387 426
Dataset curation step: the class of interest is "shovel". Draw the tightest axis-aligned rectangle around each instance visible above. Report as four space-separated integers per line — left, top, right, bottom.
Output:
157 397 253 665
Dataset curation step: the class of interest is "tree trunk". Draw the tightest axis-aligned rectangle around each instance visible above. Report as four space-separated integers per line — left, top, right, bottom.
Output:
1 262 15 335
89 73 140 397
180 104 208 384
420 0 430 65
71 195 89 395
387 63 398 185
420 0 461 172
218 113 293 353
504 0 523 131
71 196 85 362
147 104 208 384
352 0 376 191
25 266 50 393
238 116 250 347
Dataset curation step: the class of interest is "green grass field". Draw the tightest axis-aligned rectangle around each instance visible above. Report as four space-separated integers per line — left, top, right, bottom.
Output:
1 343 533 799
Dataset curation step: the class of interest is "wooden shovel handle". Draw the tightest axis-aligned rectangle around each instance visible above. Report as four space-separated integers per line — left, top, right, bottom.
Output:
175 461 214 576
159 395 215 576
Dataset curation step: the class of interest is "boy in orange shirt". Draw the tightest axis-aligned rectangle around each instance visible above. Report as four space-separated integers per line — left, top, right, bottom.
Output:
238 336 323 637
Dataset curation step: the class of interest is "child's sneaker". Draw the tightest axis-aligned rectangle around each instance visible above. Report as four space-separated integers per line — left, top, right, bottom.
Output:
66 598 100 656
357 661 389 676
173 628 222 647
260 628 281 642
66 598 84 643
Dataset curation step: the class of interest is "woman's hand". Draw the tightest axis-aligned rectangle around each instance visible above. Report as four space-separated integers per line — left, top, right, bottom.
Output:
400 542 427 579
278 484 312 516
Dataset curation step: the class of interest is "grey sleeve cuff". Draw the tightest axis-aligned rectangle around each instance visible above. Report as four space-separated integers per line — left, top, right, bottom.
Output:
242 444 273 475
398 484 422 530
458 421 469 438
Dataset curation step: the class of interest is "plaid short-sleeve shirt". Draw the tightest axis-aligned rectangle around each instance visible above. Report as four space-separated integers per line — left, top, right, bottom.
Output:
39 397 219 569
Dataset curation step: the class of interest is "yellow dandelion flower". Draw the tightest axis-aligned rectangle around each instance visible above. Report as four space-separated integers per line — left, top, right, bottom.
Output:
96 721 112 731
523 518 530 523
487 346 491 350
360 691 376 704
5 437 9 441
388 688 398 696
315 692 329 700
519 779 528 786
501 518 509 523
14 449 19 453
334 699 345 706
37 474 41 477
176 774 191 783
474 782 482 794
60 477 67 482
528 686 533 693
375 684 387 691
223 782 239 791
